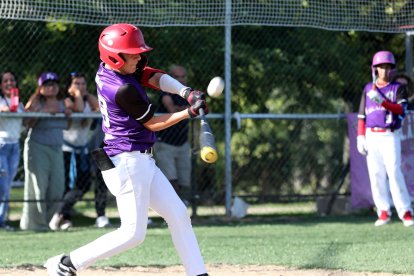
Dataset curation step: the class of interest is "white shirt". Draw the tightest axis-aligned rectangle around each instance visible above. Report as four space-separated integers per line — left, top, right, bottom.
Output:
62 101 94 151
0 95 24 143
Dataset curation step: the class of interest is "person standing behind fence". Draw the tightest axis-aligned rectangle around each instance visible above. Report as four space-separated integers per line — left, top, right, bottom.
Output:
0 71 24 231
390 72 414 110
20 72 77 231
154 65 192 205
356 51 414 227
49 72 101 230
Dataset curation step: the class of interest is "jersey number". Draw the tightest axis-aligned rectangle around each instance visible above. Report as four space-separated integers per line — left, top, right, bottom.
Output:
97 94 110 128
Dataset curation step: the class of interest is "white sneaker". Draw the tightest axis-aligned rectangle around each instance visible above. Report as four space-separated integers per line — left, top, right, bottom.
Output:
60 220 73 230
44 253 77 276
49 213 63 231
95 216 110 228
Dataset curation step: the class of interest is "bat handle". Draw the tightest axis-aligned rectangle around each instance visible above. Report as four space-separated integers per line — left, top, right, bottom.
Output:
199 108 205 117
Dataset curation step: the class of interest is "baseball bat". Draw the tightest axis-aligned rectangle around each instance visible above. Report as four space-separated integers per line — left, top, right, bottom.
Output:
372 67 377 91
199 108 218 163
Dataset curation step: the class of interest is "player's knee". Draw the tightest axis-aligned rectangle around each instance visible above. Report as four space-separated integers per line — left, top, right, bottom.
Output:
165 203 191 226
120 224 147 246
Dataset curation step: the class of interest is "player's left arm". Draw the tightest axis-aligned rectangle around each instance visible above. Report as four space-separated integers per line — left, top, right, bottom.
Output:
134 54 165 90
380 85 408 115
134 56 204 104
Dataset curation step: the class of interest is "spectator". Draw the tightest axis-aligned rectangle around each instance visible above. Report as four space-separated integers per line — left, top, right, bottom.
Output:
154 65 192 205
0 71 24 231
49 72 103 230
390 72 414 110
19 72 75 231
356 51 414 227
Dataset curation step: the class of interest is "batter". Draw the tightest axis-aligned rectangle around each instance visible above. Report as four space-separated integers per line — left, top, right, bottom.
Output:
44 23 209 276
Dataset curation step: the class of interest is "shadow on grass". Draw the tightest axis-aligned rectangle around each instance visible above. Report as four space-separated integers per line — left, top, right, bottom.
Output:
6 206 383 231
189 210 380 227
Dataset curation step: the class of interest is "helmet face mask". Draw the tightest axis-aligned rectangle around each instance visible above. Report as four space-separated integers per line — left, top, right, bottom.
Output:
99 23 152 69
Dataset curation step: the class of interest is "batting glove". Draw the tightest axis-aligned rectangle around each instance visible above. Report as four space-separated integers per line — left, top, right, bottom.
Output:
180 88 206 105
367 90 384 105
188 99 209 118
357 135 368 155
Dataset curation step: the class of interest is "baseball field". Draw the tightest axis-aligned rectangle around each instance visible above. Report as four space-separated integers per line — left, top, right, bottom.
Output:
1 201 413 275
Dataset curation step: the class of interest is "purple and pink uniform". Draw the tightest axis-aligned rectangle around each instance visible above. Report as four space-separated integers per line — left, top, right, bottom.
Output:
357 81 412 222
358 81 407 130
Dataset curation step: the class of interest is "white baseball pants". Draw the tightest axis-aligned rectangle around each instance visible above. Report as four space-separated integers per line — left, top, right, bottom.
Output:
69 151 206 276
366 129 413 219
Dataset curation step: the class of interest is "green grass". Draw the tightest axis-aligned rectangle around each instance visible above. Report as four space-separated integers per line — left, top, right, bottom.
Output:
2 197 414 274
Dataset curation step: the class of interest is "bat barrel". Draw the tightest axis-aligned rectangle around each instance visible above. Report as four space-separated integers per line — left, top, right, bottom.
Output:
198 108 218 163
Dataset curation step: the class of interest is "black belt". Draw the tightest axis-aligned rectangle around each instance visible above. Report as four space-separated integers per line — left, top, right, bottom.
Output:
139 147 153 154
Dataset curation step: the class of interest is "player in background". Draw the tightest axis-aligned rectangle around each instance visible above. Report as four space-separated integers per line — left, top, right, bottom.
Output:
44 23 209 276
154 64 192 206
356 50 414 227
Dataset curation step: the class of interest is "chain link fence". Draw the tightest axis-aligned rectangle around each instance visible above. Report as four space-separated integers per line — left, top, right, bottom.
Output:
0 1 413 217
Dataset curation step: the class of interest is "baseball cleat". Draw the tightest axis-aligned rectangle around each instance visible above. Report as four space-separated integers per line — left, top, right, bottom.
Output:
44 254 77 276
374 210 391 226
402 211 414 227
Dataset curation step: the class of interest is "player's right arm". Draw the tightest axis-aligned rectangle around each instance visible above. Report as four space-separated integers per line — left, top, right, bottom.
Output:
115 84 206 132
357 88 366 137
357 88 368 155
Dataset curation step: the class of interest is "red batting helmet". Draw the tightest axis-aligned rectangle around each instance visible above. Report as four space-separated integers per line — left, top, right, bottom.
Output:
98 23 152 69
372 51 396 68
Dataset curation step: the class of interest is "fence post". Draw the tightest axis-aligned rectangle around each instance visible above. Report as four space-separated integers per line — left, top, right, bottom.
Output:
406 32 413 76
224 0 233 217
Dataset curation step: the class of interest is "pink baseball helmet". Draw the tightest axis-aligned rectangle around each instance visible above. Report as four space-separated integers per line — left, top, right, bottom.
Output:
372 51 396 68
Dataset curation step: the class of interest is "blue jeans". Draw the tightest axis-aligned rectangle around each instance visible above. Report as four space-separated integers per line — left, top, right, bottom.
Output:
0 142 20 226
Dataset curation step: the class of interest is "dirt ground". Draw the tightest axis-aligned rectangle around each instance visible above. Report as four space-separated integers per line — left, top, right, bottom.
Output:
0 264 409 276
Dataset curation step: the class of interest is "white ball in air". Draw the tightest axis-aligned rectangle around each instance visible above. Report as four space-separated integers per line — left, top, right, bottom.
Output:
207 77 225 98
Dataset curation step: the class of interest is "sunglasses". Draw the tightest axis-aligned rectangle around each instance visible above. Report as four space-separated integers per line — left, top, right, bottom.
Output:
70 72 85 78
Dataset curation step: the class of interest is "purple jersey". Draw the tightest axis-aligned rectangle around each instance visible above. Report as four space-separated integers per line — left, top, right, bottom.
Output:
358 81 408 130
95 63 155 156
